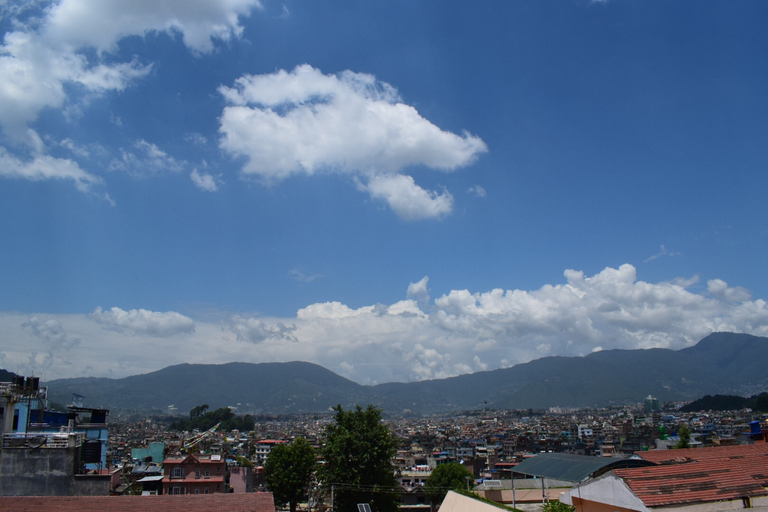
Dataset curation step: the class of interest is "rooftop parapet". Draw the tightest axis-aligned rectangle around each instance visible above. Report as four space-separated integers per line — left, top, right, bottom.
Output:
2 432 84 449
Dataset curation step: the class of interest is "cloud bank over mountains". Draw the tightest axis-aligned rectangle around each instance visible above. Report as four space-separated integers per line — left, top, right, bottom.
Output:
3 264 766 384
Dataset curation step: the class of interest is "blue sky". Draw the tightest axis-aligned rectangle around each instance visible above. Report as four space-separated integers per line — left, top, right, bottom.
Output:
1 0 767 385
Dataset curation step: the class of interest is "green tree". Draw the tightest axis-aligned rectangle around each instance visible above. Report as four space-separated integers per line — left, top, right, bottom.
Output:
265 438 317 512
190 404 209 418
235 455 253 468
675 424 691 449
318 405 399 512
755 392 768 412
542 501 575 512
424 462 473 505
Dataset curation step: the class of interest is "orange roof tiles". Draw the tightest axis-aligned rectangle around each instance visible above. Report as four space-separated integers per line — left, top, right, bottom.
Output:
0 492 276 512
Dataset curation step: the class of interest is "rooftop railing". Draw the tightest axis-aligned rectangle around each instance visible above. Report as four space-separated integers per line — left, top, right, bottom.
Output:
2 432 83 449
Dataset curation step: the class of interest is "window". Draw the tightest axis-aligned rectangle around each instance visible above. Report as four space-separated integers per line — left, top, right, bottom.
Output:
195 467 200 479
205 468 210 477
194 487 200 494
172 466 184 478
204 487 210 494
173 486 181 495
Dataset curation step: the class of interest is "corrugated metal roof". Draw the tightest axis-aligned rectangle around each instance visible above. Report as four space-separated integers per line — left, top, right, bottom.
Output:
615 443 768 507
616 456 768 507
511 453 653 482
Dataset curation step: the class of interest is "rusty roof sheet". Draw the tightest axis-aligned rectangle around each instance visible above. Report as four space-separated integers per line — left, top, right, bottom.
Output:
616 445 768 507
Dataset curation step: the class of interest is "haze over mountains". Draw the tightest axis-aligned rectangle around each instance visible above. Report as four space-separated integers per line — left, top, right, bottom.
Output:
41 332 768 416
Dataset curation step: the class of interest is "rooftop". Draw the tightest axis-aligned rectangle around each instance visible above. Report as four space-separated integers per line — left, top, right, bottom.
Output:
0 493 276 512
511 452 653 483
615 443 768 507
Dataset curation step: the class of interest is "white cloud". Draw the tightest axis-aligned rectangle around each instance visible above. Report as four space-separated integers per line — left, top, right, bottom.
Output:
407 276 430 303
707 279 752 303
644 244 681 263
228 315 297 343
108 139 184 176
0 30 150 138
184 132 208 146
43 0 262 54
467 185 486 197
289 269 324 283
91 306 195 336
2 265 767 384
190 168 219 191
22 316 80 350
219 64 487 219
0 0 262 190
19 316 81 377
0 145 101 191
364 174 453 221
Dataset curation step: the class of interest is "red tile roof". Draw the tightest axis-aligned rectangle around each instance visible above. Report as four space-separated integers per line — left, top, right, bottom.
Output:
0 492 276 512
615 443 768 507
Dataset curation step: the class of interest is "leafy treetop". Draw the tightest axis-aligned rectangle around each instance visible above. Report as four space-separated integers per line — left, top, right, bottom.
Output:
318 405 399 512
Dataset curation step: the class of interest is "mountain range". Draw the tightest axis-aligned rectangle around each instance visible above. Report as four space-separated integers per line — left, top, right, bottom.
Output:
40 332 768 416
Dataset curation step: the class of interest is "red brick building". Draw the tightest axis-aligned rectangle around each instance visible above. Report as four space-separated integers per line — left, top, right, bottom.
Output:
162 454 227 495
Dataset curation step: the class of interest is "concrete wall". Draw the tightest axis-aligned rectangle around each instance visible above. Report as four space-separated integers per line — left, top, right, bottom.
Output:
0 447 77 495
73 474 112 496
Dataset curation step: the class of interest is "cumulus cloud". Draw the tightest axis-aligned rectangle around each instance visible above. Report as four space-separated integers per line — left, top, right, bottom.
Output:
22 316 81 350
91 307 195 336
20 316 81 376
0 146 101 191
3 265 767 384
0 30 150 138
43 0 261 55
707 279 752 303
283 264 768 383
218 64 487 219
190 168 219 191
228 315 297 343
407 276 430 304
364 174 453 221
0 0 261 190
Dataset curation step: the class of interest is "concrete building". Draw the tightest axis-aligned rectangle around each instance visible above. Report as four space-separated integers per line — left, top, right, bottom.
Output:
162 453 228 495
0 378 115 496
253 439 287 465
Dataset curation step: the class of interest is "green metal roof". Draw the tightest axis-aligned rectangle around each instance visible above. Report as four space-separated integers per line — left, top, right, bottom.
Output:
511 453 653 483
